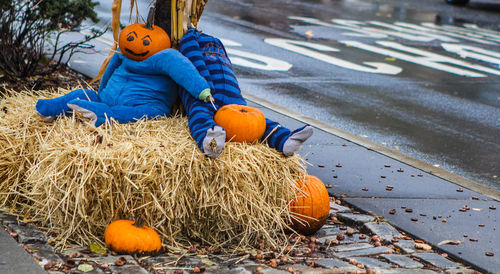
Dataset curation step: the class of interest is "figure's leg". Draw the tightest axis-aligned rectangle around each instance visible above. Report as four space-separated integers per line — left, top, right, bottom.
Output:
179 29 246 106
263 119 313 156
197 33 247 106
67 100 166 127
180 88 225 158
180 30 250 158
179 29 214 89
36 89 99 121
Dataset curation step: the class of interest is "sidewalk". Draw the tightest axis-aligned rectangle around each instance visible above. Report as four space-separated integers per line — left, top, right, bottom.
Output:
0 98 488 273
250 97 500 273
0 97 490 273
0 196 478 274
1 33 498 273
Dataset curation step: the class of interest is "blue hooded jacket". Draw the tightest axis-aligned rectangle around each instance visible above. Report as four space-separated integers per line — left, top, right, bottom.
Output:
36 48 211 126
99 49 210 115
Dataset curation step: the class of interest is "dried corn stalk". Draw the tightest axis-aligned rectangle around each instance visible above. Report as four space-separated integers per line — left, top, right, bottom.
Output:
170 0 208 47
91 0 122 83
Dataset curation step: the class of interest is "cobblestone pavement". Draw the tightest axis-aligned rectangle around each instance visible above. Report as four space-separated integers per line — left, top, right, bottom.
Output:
0 198 480 274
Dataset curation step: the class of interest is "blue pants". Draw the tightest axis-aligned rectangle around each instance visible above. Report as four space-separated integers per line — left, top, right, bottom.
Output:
36 89 167 126
178 29 300 153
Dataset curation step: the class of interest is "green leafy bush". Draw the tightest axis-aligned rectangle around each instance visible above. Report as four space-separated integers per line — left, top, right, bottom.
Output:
0 0 104 79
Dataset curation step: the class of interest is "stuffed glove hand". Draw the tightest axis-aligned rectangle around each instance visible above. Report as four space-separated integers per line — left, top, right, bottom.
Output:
198 88 212 102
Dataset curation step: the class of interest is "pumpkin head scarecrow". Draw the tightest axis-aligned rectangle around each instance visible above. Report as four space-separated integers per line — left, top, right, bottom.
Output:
118 22 171 61
36 9 211 128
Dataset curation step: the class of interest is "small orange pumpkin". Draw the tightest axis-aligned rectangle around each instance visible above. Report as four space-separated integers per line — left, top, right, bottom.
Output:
118 20 171 61
214 104 266 143
290 174 330 235
104 219 162 253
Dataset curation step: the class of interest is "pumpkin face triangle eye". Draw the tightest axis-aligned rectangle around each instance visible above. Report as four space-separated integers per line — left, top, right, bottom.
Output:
127 35 134 42
143 39 150 46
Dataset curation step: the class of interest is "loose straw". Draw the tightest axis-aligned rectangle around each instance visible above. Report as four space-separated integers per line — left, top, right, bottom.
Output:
0 89 306 251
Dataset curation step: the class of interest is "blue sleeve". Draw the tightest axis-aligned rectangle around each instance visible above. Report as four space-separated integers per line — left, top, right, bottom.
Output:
98 52 123 94
124 49 210 99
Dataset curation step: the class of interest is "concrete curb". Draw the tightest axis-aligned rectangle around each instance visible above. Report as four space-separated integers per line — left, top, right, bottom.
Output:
0 228 45 274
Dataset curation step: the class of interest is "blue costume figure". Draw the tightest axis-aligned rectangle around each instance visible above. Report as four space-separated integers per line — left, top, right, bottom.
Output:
36 22 212 129
178 29 313 158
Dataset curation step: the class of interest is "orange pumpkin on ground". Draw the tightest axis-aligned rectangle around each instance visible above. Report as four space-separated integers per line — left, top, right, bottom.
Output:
214 104 266 143
290 174 330 235
118 23 171 61
104 219 162 253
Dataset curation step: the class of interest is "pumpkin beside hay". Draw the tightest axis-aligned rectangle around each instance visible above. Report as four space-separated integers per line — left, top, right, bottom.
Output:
105 219 162 253
290 175 330 235
0 89 306 250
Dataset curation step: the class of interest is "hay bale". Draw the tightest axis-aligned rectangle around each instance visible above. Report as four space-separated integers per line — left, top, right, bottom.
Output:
0 89 306 250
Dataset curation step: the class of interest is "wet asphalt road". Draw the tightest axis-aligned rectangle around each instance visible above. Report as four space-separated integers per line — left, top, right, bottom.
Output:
94 0 500 190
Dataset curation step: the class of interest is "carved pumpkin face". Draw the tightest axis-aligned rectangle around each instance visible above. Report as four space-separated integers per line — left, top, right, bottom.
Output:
118 23 171 61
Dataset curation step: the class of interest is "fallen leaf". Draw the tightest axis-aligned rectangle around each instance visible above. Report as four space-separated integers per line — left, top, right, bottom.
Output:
89 243 106 255
200 258 217 266
249 249 259 257
77 264 94 273
43 261 56 270
305 30 314 38
438 240 462 246
414 242 432 250
22 216 33 223
114 257 127 266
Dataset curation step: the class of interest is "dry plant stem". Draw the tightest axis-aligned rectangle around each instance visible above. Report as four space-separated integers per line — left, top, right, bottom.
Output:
91 0 122 83
170 0 209 47
171 0 177 46
192 0 197 23
0 89 306 251
112 0 123 42
193 0 208 28
177 0 185 40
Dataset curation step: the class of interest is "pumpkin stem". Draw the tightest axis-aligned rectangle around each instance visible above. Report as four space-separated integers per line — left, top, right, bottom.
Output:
133 216 146 228
145 7 155 30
